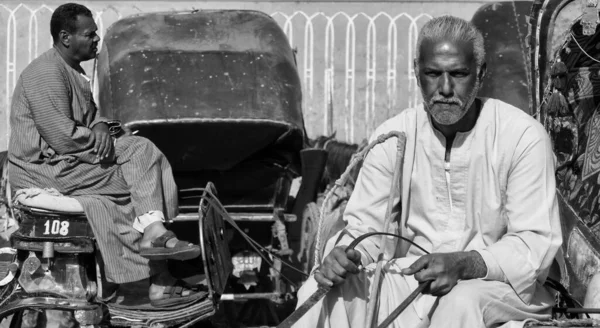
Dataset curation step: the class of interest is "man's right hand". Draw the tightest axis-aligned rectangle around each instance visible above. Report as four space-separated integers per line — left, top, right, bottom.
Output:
314 246 362 287
91 123 114 161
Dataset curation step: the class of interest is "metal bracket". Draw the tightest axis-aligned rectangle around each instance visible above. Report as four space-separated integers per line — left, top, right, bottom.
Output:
198 183 232 301
581 0 599 35
0 297 100 322
270 209 292 299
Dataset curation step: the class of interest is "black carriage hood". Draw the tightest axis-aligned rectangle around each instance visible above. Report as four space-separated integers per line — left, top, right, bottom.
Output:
96 10 305 172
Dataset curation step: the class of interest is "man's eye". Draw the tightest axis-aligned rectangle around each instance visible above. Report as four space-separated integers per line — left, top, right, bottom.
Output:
425 72 440 77
452 72 469 77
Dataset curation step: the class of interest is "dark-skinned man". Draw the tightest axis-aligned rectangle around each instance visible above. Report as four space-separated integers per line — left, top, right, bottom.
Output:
293 15 562 327
8 3 203 307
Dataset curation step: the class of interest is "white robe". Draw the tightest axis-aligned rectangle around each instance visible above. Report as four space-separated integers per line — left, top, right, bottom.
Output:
294 98 563 328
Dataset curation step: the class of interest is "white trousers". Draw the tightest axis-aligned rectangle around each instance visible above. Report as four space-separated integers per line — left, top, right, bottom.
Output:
293 257 555 328
132 210 165 233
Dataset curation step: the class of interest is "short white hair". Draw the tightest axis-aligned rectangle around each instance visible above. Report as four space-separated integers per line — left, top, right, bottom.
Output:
416 15 485 68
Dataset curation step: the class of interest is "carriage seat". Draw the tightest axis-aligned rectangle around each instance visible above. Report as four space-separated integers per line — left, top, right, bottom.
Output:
13 188 84 214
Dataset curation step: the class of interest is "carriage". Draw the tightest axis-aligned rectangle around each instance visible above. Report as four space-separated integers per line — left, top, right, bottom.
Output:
527 0 600 323
469 0 600 325
279 0 600 325
0 9 325 328
6 2 600 328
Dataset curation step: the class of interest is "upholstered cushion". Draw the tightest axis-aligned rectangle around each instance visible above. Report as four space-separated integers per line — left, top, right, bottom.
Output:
14 188 84 214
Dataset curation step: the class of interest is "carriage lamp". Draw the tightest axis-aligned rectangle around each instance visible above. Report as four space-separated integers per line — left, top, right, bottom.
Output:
22 252 41 275
232 250 262 290
42 241 54 271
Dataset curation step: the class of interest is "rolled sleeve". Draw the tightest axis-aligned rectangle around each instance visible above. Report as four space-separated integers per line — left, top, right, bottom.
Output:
475 249 507 283
90 116 110 128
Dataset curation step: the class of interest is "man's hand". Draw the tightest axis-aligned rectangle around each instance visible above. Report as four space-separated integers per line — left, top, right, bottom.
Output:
400 251 487 296
314 246 362 287
91 123 113 160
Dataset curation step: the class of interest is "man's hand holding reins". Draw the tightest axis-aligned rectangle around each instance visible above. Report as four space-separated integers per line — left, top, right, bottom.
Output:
400 251 487 296
92 122 114 161
314 246 362 287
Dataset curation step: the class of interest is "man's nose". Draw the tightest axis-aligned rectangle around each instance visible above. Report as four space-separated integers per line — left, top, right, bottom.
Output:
438 73 453 97
94 35 100 43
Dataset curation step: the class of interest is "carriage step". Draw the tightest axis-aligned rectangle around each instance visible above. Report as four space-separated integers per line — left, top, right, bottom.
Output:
0 297 101 324
108 297 215 327
171 212 296 222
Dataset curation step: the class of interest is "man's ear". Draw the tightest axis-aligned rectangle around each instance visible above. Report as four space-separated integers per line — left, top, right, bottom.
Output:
413 58 421 87
478 62 487 81
59 30 71 48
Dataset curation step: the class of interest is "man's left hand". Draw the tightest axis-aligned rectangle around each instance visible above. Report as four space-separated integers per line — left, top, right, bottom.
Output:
91 123 113 160
400 251 487 296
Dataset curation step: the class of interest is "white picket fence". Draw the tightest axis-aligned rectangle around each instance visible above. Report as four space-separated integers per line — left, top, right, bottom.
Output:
0 1 488 148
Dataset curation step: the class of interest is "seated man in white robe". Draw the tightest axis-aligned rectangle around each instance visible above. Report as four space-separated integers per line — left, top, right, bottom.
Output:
293 15 562 328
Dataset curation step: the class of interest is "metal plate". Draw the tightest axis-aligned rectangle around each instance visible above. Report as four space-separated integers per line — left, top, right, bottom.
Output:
16 211 94 239
199 183 233 299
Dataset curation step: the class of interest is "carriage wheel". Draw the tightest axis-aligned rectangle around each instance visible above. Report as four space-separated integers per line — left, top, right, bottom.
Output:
298 202 320 275
299 190 351 274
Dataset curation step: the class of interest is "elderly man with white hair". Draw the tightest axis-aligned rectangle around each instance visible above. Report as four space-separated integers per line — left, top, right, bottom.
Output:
292 15 562 328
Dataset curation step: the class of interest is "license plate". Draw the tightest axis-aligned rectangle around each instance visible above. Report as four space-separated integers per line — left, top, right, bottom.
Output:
18 216 93 238
41 219 71 236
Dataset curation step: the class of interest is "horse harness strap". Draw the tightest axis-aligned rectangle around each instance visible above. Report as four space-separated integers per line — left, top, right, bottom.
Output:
276 232 431 328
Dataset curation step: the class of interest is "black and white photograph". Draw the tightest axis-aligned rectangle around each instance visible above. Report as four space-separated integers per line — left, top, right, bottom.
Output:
0 0 599 327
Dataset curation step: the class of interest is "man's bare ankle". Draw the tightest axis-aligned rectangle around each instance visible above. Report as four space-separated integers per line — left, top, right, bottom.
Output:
150 270 175 286
143 221 167 239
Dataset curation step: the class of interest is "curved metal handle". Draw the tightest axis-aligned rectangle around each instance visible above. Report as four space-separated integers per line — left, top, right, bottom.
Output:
345 232 430 255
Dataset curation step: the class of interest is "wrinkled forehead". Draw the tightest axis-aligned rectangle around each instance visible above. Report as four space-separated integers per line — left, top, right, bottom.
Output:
418 38 476 66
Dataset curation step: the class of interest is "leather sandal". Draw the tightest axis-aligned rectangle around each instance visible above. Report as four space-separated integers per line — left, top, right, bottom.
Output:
150 280 207 308
140 230 201 261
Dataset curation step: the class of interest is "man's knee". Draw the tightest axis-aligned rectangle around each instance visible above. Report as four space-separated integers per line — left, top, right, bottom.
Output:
427 280 497 327
116 135 161 158
437 280 493 312
124 135 153 149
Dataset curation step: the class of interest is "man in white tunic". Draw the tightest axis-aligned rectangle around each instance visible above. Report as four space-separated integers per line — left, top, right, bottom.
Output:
293 16 562 327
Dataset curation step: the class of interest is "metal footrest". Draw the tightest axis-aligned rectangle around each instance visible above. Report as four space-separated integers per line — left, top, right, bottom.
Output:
0 296 217 328
108 298 215 327
0 296 101 324
172 212 296 222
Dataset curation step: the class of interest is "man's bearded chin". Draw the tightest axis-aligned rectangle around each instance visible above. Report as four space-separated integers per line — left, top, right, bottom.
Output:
422 79 481 126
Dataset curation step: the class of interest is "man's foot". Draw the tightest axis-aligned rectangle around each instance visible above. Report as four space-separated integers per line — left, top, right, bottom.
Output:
139 222 201 261
149 271 207 308
96 281 119 302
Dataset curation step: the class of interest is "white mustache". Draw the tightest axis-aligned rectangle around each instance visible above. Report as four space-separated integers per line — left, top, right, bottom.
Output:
429 96 463 107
